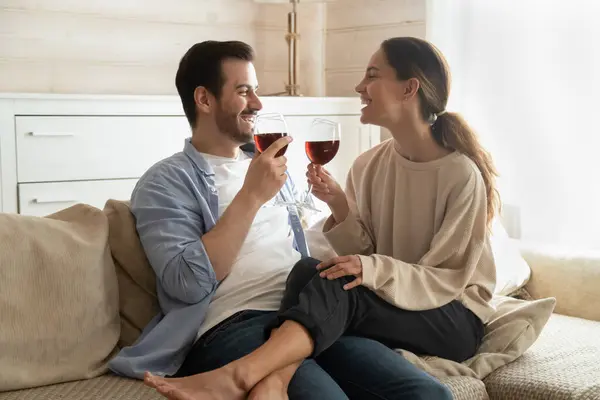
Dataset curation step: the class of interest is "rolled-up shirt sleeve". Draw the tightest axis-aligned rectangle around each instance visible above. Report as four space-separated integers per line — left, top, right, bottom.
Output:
131 167 217 305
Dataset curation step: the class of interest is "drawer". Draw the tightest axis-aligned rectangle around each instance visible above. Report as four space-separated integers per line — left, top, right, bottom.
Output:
15 116 190 183
18 179 138 217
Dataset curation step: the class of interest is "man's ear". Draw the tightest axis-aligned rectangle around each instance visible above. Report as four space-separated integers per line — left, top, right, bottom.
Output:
194 86 211 114
403 78 420 100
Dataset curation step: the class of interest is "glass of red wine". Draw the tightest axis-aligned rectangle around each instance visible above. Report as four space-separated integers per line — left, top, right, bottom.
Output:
253 112 290 207
299 118 341 212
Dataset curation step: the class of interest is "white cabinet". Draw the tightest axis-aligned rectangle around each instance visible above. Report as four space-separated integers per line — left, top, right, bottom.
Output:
18 180 138 217
15 116 190 182
0 94 379 216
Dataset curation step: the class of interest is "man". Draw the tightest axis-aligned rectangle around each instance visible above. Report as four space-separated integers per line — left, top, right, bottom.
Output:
110 41 451 400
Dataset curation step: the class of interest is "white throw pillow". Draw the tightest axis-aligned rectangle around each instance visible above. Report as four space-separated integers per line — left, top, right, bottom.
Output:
489 218 531 296
305 215 338 261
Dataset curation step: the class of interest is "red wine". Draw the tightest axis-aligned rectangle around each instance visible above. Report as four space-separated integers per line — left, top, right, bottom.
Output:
305 140 340 165
254 133 288 157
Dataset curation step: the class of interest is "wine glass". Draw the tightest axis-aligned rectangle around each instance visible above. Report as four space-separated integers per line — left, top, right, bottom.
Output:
298 118 341 212
253 112 290 207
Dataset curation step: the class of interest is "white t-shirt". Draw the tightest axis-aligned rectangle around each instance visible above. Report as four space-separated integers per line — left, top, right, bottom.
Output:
196 151 302 340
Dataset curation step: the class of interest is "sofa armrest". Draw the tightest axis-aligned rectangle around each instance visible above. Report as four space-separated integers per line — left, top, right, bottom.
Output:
519 242 600 322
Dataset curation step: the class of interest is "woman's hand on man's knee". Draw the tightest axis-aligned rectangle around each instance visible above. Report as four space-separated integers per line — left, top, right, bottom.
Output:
316 255 363 290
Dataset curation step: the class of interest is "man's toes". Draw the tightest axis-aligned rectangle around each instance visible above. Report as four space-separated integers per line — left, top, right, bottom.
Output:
144 372 159 388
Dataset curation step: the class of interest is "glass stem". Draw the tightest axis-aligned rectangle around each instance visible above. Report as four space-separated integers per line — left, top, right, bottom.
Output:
304 162 319 203
304 183 313 202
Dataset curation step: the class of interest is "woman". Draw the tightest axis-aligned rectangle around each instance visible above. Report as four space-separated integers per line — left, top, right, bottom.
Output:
145 36 498 400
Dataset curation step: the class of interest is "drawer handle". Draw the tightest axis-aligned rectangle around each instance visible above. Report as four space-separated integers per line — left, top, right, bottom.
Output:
28 132 75 137
32 197 77 204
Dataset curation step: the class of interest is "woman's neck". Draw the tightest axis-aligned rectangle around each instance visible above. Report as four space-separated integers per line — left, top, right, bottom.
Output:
388 122 451 162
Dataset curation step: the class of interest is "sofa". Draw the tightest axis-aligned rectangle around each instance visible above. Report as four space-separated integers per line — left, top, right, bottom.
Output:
0 202 599 400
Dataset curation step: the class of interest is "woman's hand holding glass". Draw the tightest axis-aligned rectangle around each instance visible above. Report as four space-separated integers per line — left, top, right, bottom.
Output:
306 165 350 224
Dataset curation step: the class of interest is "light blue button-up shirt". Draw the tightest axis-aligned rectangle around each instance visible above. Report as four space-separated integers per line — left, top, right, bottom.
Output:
108 138 308 379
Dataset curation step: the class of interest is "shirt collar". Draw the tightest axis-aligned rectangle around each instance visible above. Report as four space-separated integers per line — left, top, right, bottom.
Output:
183 138 257 177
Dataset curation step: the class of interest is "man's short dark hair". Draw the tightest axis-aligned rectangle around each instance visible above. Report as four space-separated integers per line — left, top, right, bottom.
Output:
175 40 255 127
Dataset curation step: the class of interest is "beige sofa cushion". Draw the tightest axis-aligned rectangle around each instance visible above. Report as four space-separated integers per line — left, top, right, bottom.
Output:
398 296 555 380
0 374 490 400
0 205 120 392
439 377 489 400
520 243 600 322
484 313 600 400
0 374 488 400
103 200 159 349
0 375 163 400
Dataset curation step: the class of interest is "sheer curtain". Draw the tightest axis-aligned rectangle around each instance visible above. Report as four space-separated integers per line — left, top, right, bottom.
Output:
426 0 600 250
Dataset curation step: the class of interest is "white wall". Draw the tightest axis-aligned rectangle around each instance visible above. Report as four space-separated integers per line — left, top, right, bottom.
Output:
325 0 426 96
255 2 326 97
0 1 248 94
0 0 423 97
0 0 324 96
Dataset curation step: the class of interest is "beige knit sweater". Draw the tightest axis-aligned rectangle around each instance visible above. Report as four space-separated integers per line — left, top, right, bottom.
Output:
323 139 496 323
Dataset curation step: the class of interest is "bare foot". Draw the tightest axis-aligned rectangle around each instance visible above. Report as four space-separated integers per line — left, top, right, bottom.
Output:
248 373 289 400
144 369 247 400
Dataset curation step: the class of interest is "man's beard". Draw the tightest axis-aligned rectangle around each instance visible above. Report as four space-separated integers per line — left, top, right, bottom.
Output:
215 103 256 144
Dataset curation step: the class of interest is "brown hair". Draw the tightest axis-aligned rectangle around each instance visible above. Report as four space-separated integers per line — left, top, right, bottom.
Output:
381 37 500 225
176 40 255 128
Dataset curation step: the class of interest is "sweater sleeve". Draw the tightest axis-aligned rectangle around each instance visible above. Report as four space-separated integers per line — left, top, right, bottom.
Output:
358 169 491 311
323 169 375 256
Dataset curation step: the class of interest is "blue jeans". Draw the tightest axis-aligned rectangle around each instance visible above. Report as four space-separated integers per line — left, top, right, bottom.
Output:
177 311 452 400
